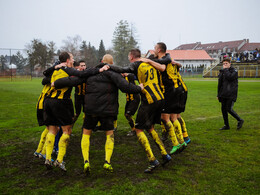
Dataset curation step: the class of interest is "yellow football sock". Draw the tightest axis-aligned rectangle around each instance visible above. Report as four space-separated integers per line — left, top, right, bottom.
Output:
105 134 114 163
183 131 188 138
45 133 55 161
150 129 167 156
35 127 48 153
57 134 70 163
178 117 189 137
173 120 184 144
137 131 156 161
97 121 101 127
165 121 179 146
161 121 167 134
41 141 47 155
81 134 90 163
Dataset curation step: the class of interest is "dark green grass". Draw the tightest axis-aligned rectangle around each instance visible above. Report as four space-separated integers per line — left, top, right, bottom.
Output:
0 78 259 194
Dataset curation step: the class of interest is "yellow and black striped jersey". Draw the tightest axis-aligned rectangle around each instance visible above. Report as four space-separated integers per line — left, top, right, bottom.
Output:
150 54 187 92
162 63 188 92
47 66 99 99
109 62 164 104
125 75 134 101
136 62 164 104
47 68 72 99
75 83 86 96
125 73 140 101
177 71 188 92
36 83 51 109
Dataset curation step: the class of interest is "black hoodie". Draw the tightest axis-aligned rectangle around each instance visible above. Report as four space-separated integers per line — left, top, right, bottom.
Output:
217 66 238 102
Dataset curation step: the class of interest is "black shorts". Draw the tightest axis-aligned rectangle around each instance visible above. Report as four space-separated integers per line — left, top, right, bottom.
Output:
124 99 140 116
37 109 45 126
43 98 74 126
83 115 115 131
162 86 187 114
74 94 84 115
135 100 163 130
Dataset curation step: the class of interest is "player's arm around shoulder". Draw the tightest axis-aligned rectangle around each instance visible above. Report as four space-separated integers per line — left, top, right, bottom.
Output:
42 77 51 85
78 65 109 78
139 58 166 72
107 70 143 94
52 76 85 89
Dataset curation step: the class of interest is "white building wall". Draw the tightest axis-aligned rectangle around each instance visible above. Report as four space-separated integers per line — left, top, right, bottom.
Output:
175 60 212 68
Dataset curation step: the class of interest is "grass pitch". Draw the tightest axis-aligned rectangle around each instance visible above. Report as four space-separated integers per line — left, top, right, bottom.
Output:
0 78 259 194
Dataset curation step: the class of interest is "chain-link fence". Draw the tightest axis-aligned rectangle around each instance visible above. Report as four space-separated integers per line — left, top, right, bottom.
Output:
0 48 30 80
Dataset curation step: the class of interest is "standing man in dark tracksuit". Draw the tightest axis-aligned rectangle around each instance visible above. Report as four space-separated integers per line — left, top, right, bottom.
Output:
217 57 244 130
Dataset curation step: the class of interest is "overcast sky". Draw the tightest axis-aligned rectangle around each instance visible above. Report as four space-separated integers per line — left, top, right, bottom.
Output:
0 0 259 55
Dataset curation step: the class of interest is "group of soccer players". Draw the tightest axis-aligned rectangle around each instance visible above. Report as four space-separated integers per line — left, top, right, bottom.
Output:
33 42 191 174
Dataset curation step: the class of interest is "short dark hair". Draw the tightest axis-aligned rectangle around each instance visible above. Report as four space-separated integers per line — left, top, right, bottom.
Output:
73 61 79 67
157 42 167 53
59 52 70 63
222 57 231 63
129 48 141 58
79 60 85 64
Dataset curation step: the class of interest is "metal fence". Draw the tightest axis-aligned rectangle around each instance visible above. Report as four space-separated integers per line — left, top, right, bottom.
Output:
179 67 204 78
203 64 260 78
0 48 50 81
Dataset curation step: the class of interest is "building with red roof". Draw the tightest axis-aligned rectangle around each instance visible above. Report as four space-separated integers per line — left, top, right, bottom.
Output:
146 50 214 69
175 39 260 62
238 43 260 52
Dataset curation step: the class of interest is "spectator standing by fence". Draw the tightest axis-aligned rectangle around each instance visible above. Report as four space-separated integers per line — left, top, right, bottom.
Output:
217 57 244 130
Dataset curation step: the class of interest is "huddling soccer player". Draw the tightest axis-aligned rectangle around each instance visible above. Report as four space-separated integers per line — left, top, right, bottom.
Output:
43 52 109 171
34 61 67 160
109 49 172 173
73 60 86 124
140 42 188 155
121 73 141 137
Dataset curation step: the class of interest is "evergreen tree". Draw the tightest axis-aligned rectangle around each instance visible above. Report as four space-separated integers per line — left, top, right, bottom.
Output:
128 24 138 50
112 20 139 66
80 40 88 61
47 41 56 64
12 51 27 74
80 41 98 67
0 55 7 71
87 42 98 66
98 40 106 61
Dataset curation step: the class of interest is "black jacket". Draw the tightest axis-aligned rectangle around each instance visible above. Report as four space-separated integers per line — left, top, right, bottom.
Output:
54 63 142 116
84 64 141 116
217 66 238 102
